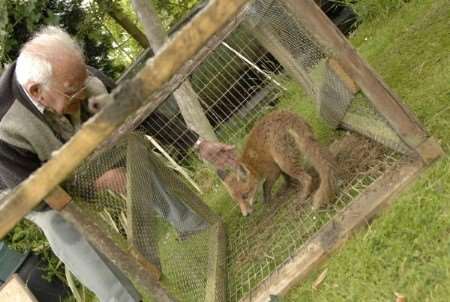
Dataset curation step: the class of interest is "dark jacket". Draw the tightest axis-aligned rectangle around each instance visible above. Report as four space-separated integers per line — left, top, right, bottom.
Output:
0 63 115 192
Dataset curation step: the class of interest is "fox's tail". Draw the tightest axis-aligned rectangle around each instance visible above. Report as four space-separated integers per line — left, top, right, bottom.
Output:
288 127 337 209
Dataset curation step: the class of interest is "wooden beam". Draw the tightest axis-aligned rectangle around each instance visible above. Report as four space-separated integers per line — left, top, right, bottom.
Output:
0 275 37 302
60 203 170 301
205 222 227 302
0 0 250 239
45 186 72 211
240 160 424 302
279 0 428 150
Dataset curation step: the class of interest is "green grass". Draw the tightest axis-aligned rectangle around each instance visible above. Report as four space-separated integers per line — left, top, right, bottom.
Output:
4 1 448 301
285 0 450 301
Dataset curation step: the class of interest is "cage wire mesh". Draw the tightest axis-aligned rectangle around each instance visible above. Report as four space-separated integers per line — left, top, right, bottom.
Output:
244 0 412 154
139 26 284 163
60 0 421 301
65 132 216 301
225 134 409 301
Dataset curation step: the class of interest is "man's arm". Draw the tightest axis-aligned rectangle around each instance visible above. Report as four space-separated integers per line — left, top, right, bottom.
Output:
0 140 41 189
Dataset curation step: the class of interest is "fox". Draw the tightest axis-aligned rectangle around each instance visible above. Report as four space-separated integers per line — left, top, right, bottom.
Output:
218 111 337 216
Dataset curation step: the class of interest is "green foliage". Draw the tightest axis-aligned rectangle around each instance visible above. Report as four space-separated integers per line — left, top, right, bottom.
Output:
5 219 66 283
0 0 125 78
151 0 200 30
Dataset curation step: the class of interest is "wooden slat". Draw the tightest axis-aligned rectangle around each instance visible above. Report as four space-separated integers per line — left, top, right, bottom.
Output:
60 203 169 301
240 160 424 302
205 222 227 302
279 0 428 150
0 274 37 302
45 186 72 210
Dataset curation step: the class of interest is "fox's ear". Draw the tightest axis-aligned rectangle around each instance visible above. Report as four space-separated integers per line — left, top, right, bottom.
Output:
236 163 249 181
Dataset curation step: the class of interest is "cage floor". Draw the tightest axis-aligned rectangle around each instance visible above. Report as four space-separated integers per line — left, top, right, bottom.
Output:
225 133 409 302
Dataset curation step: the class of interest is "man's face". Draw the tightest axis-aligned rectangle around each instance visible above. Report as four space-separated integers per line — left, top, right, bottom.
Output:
42 65 88 114
28 58 88 115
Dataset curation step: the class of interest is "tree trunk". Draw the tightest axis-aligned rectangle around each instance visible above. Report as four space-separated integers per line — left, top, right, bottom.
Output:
131 0 217 141
96 0 150 49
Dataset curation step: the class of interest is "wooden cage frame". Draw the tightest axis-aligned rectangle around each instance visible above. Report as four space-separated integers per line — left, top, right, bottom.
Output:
0 0 443 301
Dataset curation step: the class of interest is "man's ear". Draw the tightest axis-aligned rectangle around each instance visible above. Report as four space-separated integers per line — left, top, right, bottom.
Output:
27 82 43 100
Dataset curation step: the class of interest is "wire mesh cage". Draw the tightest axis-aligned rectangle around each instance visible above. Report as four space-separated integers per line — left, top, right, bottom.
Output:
65 132 224 301
42 0 439 301
138 26 284 163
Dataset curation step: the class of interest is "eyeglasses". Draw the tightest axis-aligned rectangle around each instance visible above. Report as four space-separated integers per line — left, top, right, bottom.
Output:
45 84 87 105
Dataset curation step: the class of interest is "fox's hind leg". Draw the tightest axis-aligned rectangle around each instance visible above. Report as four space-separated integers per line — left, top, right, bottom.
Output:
262 168 281 204
273 155 312 202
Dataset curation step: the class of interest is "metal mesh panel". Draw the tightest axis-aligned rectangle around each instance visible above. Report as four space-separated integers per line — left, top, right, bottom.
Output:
242 0 412 155
226 136 408 301
341 93 413 155
65 133 217 301
245 0 355 127
139 26 283 163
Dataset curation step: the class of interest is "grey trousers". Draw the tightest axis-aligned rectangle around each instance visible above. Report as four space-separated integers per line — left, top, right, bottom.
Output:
26 210 141 302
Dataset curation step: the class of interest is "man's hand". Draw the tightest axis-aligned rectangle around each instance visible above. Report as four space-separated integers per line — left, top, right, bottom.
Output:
194 138 240 171
95 167 127 195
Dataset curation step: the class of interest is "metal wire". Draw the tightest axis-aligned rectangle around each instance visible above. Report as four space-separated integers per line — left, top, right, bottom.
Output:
64 1 417 301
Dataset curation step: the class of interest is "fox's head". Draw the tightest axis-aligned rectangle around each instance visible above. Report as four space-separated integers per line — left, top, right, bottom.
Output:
194 139 259 216
218 163 259 216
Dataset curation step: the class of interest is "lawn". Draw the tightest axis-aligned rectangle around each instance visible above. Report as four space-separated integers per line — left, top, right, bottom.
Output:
285 0 450 301
4 1 449 301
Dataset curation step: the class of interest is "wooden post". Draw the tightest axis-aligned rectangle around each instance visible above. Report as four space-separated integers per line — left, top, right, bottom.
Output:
132 0 218 141
205 222 227 302
0 275 38 302
245 23 317 97
279 0 430 154
0 0 250 239
60 203 171 301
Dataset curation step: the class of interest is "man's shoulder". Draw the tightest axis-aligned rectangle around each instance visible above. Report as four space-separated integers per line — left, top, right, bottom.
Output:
0 100 62 161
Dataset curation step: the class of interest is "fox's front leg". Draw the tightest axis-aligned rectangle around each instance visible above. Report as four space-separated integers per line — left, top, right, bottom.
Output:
262 170 281 204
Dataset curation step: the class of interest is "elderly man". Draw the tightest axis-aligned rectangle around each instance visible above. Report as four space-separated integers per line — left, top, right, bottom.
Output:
0 26 206 302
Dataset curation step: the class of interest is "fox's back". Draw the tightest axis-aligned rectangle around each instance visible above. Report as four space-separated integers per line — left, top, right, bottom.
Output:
241 111 313 176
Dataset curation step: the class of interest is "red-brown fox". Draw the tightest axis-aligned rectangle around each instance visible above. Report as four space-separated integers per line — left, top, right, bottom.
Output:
218 111 337 216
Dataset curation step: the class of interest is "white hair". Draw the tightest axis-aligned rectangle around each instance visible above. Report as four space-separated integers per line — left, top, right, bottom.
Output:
15 26 84 86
